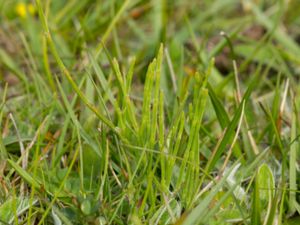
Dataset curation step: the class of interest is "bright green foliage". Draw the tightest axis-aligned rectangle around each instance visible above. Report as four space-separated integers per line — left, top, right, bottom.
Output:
0 0 299 224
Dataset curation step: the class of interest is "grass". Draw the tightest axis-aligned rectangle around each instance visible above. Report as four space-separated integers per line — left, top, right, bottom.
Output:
0 0 299 224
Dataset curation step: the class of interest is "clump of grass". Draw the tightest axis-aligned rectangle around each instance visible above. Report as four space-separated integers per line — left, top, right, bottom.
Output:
0 0 299 224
